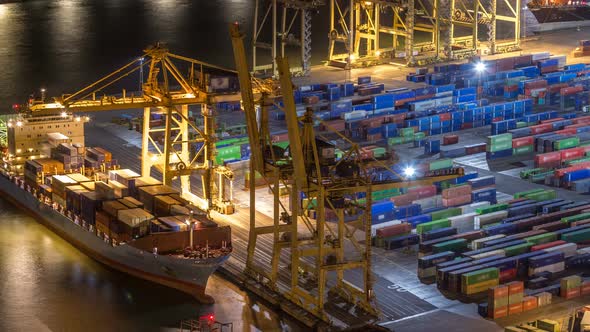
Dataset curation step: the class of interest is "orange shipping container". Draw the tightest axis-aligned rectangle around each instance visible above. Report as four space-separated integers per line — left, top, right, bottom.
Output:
507 281 524 295
488 285 509 299
582 282 590 296
522 296 538 311
488 306 508 319
560 287 581 299
508 302 523 315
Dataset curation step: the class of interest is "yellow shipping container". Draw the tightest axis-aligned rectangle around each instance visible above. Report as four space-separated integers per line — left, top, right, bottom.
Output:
464 278 499 295
536 319 560 332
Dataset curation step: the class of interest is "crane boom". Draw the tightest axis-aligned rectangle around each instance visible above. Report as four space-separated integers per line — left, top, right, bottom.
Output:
276 56 308 188
229 23 265 175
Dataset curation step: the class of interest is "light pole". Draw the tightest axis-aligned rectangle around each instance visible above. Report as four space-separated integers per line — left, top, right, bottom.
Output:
475 62 486 99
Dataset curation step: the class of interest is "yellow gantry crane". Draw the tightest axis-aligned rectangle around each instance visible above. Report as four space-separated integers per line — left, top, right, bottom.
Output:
28 44 240 214
231 23 464 321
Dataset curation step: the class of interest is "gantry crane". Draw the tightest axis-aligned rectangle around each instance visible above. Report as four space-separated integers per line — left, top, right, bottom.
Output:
231 23 464 321
27 45 241 214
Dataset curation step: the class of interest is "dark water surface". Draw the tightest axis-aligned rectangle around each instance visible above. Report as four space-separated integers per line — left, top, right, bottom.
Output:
0 0 331 109
0 1 315 330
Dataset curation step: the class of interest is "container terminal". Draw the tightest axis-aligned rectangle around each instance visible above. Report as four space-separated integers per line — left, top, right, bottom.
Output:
2 1 590 331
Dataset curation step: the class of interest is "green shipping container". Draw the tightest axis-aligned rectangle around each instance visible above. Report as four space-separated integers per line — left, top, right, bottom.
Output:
513 145 534 155
429 158 454 171
560 228 590 243
414 132 426 141
487 133 513 145
525 190 557 201
475 203 509 215
565 156 590 166
430 207 462 220
519 168 546 180
274 141 290 149
487 140 513 153
525 232 558 245
461 267 500 285
560 275 582 290
561 212 590 223
401 127 415 137
416 218 451 235
516 122 527 128
432 238 467 253
514 188 545 198
402 135 414 143
553 137 580 150
504 242 533 256
388 137 404 146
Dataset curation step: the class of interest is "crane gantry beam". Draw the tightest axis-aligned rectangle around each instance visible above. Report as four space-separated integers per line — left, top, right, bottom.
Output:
28 45 240 215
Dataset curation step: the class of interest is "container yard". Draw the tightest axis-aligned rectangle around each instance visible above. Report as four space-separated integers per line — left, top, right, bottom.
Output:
2 10 590 331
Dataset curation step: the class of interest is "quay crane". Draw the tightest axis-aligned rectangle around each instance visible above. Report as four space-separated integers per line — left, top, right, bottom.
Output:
230 23 464 322
25 45 241 214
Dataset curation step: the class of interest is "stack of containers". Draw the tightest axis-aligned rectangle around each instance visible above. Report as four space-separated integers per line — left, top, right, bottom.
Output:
373 223 412 248
536 320 561 332
528 252 565 276
507 281 524 316
417 251 455 278
461 267 499 295
486 133 513 159
487 284 509 318
560 275 582 299
442 184 472 207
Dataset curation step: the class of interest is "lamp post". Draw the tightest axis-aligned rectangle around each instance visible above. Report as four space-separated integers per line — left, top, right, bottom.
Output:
475 62 486 99
187 210 195 249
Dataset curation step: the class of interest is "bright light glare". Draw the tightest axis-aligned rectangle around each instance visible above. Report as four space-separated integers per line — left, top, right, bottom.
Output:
349 54 356 62
475 62 486 72
403 167 415 177
375 50 382 56
60 111 67 117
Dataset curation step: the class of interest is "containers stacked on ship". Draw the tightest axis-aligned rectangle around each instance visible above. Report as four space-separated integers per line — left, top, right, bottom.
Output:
137 185 179 213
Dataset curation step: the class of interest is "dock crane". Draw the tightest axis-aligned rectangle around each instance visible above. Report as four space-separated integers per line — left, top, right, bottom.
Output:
27 45 241 214
230 23 464 321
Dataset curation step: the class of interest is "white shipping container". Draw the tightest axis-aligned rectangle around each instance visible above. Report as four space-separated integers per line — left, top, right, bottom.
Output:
536 292 552 307
448 212 477 233
435 91 453 98
371 219 401 237
412 100 436 112
577 247 590 255
471 234 506 250
550 55 567 68
528 261 565 276
342 110 367 121
435 96 453 107
467 249 506 260
474 210 508 229
543 243 578 257
461 201 490 214
414 196 442 210
532 51 550 61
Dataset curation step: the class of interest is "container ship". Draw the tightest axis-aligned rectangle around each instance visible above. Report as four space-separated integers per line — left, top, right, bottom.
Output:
0 113 232 303
527 0 590 32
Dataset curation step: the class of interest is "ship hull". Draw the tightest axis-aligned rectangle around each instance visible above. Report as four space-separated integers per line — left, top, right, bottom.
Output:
0 174 228 303
528 6 590 32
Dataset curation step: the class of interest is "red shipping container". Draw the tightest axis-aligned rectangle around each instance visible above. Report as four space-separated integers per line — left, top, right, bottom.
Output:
390 193 417 206
512 136 534 148
555 128 578 136
408 185 437 199
535 152 561 168
466 143 486 154
508 302 523 315
439 113 451 121
582 282 590 295
488 306 508 319
524 80 548 89
572 218 590 226
500 268 517 283
507 281 524 295
442 185 472 199
442 134 459 145
271 133 290 142
320 119 345 132
367 134 382 142
531 240 567 251
376 223 412 238
548 83 569 93
560 287 581 299
442 194 471 207
560 147 585 161
303 95 319 104
461 123 473 130
493 117 503 122
488 285 509 299
522 296 538 311
561 86 584 96
530 123 554 134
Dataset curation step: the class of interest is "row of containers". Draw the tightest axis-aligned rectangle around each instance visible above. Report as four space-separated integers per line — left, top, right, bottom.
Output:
504 318 563 332
487 115 590 193
416 52 590 112
397 191 590 309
